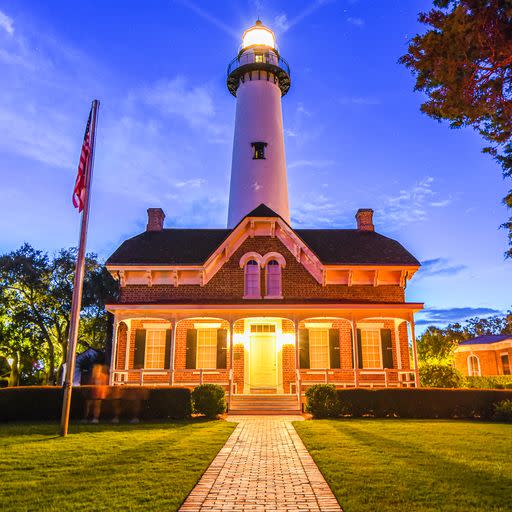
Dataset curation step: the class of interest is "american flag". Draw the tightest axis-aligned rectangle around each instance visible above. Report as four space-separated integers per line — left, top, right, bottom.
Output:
72 108 92 212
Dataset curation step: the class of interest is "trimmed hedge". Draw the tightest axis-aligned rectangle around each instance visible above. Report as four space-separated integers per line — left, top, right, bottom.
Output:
191 384 226 419
335 388 512 419
303 385 512 420
464 375 512 389
0 386 192 422
305 384 341 418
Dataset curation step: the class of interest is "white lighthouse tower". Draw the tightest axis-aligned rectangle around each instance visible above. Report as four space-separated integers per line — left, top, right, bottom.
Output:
227 21 291 228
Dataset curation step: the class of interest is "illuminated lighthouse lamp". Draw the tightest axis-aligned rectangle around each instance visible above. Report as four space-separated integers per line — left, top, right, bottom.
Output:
241 20 276 50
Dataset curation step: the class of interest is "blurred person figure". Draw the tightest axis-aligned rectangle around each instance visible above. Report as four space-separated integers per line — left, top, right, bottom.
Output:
85 364 108 423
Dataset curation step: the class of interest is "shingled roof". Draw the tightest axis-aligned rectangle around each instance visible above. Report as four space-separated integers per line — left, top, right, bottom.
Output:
107 205 420 267
459 335 512 346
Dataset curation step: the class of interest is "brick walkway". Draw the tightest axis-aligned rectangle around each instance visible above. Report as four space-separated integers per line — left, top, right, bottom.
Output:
179 415 342 511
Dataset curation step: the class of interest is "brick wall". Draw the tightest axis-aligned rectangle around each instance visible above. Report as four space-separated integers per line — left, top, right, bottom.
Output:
119 237 405 304
454 347 512 376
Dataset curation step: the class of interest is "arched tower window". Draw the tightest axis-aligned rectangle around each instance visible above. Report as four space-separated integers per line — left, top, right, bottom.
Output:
265 260 282 298
467 355 481 377
244 260 260 298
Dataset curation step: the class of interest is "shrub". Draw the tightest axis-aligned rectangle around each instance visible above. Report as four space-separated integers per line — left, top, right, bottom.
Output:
419 362 464 388
191 384 226 419
305 384 341 418
464 376 512 389
0 386 192 422
493 400 512 422
335 388 512 419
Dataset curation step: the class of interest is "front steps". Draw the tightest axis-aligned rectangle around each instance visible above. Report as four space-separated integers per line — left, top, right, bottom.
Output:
228 394 301 415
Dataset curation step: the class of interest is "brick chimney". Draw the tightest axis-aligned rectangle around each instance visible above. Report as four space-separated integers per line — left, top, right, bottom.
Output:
146 208 165 231
355 208 374 231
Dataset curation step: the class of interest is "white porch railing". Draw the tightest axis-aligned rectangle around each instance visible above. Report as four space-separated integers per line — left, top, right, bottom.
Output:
300 369 417 389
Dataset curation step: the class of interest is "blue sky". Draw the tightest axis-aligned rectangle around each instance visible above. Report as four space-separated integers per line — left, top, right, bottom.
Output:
0 0 510 329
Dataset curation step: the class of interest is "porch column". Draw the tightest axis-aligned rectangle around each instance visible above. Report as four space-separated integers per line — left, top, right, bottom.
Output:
394 320 402 370
228 321 234 411
294 321 301 409
109 317 119 385
410 317 420 387
169 320 176 386
125 320 131 371
351 320 359 387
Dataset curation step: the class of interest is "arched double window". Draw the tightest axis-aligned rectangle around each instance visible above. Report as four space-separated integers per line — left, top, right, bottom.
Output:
265 260 282 298
244 259 260 298
468 354 481 377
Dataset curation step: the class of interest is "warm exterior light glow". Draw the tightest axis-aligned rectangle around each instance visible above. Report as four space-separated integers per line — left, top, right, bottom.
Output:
242 22 275 50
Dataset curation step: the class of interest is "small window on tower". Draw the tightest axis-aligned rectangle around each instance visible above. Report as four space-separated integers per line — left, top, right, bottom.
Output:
254 53 264 63
251 141 267 160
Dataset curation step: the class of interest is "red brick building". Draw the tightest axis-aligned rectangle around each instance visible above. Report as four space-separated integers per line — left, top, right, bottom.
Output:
105 21 423 411
454 335 512 376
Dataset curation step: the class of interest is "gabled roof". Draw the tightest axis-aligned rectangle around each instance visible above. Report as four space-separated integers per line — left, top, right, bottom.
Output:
295 229 419 266
459 335 512 346
106 204 420 267
107 229 231 265
245 203 281 218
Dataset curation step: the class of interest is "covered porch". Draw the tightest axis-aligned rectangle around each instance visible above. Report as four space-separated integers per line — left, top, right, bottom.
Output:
108 303 422 407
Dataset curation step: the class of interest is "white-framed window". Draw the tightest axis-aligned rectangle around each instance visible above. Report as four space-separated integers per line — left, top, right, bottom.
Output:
467 354 481 377
265 260 282 297
309 329 329 369
145 329 167 369
250 324 276 333
361 329 382 369
244 259 260 298
197 328 217 369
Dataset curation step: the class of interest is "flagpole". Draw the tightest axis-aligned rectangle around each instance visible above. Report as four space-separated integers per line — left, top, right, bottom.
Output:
60 99 100 437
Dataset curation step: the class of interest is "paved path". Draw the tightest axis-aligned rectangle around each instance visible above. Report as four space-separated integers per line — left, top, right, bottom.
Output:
180 415 342 511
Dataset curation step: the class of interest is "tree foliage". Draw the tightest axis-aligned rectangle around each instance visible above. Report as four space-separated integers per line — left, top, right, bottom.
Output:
0 244 118 385
400 0 512 256
419 311 512 360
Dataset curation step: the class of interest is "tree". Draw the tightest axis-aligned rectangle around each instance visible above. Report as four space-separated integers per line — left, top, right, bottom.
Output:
400 0 512 256
0 244 117 385
463 311 512 336
417 325 464 361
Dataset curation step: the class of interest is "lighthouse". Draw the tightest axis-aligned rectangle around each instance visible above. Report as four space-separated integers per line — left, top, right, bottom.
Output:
226 21 291 228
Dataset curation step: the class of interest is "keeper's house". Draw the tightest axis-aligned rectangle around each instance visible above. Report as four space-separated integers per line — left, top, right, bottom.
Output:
454 335 512 377
105 21 423 412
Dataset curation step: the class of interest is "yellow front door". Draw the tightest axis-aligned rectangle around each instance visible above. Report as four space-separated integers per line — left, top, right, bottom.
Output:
250 335 277 388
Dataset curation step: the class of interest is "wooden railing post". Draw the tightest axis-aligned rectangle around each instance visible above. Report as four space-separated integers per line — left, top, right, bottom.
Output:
228 321 234 412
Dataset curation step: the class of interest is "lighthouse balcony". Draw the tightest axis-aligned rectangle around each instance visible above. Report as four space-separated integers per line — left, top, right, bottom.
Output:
227 50 291 96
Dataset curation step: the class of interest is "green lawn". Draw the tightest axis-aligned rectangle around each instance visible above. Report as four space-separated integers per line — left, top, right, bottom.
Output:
0 421 235 511
294 419 512 512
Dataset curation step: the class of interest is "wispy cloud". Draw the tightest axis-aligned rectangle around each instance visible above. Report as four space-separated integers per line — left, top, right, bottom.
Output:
381 176 451 226
288 159 334 170
416 307 502 326
283 0 334 32
291 192 351 227
174 178 206 188
347 16 364 27
0 10 14 35
339 96 380 105
173 0 238 39
418 258 467 278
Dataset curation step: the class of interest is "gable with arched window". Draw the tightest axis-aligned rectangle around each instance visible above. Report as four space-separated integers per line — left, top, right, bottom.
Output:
467 354 481 377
